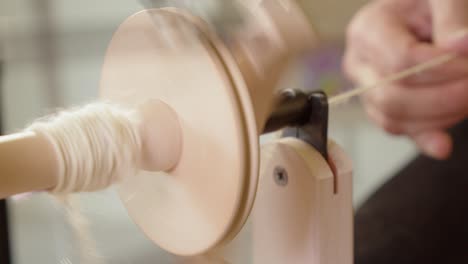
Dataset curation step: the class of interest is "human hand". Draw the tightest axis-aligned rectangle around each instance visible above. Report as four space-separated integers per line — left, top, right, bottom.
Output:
343 0 468 160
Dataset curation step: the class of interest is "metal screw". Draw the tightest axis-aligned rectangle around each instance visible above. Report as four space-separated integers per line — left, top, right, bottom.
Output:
273 166 288 186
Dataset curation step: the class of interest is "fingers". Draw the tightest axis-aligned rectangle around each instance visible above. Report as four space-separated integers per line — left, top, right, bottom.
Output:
345 2 468 85
365 102 454 160
344 3 416 79
346 60 468 122
393 44 468 85
410 130 453 160
343 0 468 160
363 93 457 160
363 77 468 120
342 57 379 87
364 99 465 135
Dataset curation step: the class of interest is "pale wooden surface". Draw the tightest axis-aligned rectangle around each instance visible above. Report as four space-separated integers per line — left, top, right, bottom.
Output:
99 0 319 256
100 8 256 256
175 137 353 264
136 99 182 172
0 131 58 198
251 138 353 264
226 0 318 129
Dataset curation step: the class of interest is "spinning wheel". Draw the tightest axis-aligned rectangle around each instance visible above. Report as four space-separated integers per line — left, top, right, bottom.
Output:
100 0 327 258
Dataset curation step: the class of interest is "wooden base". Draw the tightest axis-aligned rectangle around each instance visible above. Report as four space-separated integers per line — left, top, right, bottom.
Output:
180 137 353 263
251 138 353 264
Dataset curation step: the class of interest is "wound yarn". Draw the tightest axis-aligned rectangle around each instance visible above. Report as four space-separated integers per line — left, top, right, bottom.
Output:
26 102 144 264
27 103 142 194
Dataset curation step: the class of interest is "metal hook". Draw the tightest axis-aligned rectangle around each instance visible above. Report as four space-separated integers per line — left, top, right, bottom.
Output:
263 89 329 161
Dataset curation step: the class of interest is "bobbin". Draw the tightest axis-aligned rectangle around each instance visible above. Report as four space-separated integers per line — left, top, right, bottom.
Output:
100 1 318 256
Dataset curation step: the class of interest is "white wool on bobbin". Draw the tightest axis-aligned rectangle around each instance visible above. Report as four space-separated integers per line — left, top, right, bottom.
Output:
27 103 142 194
26 102 144 264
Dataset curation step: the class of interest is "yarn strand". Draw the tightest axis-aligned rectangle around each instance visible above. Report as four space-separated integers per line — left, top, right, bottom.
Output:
329 53 457 105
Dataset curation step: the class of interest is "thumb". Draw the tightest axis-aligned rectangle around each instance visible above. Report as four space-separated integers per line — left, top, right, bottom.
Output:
429 0 468 52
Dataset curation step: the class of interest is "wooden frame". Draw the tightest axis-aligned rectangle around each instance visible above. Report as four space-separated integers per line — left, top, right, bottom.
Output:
0 200 9 264
0 61 12 264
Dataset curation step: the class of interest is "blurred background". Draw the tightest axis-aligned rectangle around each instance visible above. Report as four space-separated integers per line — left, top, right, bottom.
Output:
0 0 418 263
